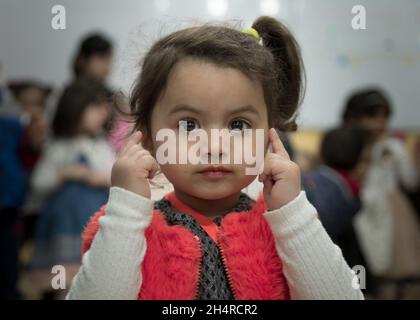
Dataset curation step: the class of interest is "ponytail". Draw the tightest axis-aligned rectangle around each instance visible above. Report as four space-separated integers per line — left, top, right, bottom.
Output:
252 16 305 132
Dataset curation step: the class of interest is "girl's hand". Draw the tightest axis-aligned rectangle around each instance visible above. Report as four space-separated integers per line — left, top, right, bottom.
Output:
258 128 301 211
111 131 159 199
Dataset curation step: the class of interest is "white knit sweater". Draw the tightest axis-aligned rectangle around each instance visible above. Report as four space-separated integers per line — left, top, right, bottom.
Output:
24 136 115 214
66 187 364 300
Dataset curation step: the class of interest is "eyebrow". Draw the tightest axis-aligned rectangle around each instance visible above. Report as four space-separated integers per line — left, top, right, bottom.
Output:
168 104 262 119
227 105 261 119
168 104 201 116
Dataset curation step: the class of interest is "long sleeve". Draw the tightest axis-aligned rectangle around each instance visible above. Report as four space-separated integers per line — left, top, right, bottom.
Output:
66 187 154 300
31 144 62 196
264 191 364 300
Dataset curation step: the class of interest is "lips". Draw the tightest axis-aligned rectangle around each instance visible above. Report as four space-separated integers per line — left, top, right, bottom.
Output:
198 166 232 179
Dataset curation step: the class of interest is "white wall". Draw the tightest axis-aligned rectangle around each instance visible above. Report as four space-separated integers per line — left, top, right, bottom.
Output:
1 0 420 129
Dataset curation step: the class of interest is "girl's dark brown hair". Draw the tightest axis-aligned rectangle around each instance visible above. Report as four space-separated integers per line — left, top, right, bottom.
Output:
129 16 305 147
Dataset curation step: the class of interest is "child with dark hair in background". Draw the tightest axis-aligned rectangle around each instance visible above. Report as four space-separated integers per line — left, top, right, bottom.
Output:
71 32 134 155
343 88 420 299
302 127 374 294
27 79 115 298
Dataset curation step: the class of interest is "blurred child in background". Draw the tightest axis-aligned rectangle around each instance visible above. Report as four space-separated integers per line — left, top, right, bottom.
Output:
6 81 51 173
0 79 51 299
343 88 420 298
71 32 131 156
27 79 115 298
302 127 373 285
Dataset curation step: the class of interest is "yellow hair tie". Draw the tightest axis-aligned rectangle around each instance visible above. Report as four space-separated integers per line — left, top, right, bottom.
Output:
242 27 260 41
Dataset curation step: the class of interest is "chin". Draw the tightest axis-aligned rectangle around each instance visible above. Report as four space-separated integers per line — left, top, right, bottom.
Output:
192 190 237 201
189 180 252 200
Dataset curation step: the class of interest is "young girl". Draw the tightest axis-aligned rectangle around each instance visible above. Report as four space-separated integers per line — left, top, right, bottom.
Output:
28 79 115 295
67 16 364 300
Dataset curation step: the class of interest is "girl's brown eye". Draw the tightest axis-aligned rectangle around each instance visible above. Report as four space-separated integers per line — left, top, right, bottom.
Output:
179 118 199 132
228 119 251 131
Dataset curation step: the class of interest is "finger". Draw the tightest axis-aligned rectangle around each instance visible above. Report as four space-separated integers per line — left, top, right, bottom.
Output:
123 131 142 153
258 173 267 182
140 154 159 179
258 152 273 182
262 175 274 195
148 157 160 179
133 149 152 159
269 128 290 160
127 144 146 157
261 156 289 181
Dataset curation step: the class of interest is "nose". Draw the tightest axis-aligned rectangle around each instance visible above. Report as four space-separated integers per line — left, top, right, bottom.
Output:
206 129 230 164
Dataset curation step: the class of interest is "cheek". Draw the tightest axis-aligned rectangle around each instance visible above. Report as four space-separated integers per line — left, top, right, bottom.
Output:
158 164 190 187
91 110 105 126
240 129 269 162
99 107 110 121
81 110 93 127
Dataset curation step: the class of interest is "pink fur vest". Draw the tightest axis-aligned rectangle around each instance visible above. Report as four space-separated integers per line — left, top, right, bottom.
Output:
82 194 290 300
